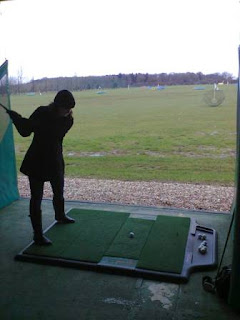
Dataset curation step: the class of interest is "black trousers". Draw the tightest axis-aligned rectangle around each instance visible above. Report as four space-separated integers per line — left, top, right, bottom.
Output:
28 175 64 215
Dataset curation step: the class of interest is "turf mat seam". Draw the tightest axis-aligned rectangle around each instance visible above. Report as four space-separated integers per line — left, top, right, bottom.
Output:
105 217 154 260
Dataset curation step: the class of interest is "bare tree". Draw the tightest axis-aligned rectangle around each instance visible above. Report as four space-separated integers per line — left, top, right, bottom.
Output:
17 67 23 94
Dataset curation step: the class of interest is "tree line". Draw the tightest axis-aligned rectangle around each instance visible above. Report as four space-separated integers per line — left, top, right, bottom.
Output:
9 71 236 94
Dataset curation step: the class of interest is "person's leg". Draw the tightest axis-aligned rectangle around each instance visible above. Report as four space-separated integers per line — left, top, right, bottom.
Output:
29 176 52 245
50 174 75 223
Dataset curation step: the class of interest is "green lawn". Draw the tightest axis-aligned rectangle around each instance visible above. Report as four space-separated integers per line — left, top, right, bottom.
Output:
11 85 237 185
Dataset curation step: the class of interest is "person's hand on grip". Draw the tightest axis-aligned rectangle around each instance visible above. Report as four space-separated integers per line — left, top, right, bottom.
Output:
0 103 22 121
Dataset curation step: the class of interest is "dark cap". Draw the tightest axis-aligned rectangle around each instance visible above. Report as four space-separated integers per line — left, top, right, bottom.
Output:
54 90 75 109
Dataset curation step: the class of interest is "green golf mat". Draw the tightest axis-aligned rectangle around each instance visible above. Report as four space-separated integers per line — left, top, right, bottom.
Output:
106 218 154 260
15 208 218 282
23 209 130 262
137 215 190 273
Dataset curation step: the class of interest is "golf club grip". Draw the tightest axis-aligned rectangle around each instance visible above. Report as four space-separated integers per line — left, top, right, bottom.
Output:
0 102 8 111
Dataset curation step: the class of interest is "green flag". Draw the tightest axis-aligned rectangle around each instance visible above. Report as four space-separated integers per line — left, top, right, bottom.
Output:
0 60 19 208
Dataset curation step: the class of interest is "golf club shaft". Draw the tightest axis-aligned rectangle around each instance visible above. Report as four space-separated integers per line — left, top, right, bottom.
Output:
0 102 8 111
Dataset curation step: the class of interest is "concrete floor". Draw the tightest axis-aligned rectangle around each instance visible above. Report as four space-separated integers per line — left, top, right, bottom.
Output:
0 198 239 320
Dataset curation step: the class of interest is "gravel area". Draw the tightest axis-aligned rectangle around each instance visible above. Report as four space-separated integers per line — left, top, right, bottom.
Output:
18 176 234 213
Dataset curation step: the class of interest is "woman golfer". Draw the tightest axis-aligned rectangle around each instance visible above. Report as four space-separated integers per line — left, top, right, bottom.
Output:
5 90 76 245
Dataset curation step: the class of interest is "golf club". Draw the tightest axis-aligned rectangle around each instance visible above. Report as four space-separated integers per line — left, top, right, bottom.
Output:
0 102 8 111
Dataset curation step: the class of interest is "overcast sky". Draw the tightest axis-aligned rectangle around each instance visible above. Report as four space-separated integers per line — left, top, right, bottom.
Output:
0 0 239 81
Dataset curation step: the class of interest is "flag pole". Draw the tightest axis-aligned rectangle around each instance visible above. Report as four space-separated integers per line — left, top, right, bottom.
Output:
229 46 240 309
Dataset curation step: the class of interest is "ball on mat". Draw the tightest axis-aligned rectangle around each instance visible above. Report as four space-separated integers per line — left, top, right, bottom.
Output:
198 233 207 240
129 232 135 238
198 244 207 254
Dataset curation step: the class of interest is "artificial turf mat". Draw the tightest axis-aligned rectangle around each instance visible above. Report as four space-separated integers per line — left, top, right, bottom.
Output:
106 218 154 259
137 215 191 273
24 209 129 262
21 209 192 276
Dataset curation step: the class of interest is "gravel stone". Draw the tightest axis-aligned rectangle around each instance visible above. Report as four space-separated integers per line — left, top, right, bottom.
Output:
18 176 234 213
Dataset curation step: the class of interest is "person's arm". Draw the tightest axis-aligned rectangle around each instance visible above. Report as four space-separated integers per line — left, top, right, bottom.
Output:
6 109 34 137
62 114 74 137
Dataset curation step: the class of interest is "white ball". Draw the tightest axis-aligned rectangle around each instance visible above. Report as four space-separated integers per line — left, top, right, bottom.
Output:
198 245 207 254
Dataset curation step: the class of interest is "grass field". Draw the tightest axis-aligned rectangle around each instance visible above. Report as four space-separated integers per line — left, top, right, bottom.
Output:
11 85 237 185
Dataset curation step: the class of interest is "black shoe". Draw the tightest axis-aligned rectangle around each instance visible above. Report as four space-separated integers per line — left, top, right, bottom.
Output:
34 234 52 246
56 215 75 224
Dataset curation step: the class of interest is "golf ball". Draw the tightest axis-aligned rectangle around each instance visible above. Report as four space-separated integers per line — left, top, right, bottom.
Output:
198 245 207 254
129 232 135 238
198 233 207 240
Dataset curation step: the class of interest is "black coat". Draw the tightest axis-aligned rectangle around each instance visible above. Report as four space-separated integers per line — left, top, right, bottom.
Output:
12 106 73 181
